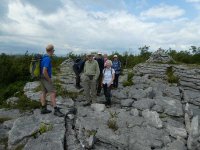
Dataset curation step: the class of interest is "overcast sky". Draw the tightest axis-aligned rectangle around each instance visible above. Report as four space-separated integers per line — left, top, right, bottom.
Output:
0 0 200 55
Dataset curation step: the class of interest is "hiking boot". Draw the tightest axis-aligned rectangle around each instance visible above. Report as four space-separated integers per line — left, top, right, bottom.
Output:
41 108 52 114
54 109 65 117
75 85 83 89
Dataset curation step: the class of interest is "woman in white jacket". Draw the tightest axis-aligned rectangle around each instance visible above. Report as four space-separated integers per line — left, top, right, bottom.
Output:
101 60 115 107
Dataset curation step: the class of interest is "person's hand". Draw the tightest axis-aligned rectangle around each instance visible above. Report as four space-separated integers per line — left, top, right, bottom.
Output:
101 83 103 87
108 82 111 87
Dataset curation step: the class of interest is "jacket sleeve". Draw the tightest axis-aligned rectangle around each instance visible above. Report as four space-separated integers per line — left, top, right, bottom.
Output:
94 61 100 80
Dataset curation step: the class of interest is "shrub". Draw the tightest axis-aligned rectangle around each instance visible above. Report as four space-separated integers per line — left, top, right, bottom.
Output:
107 111 119 131
123 72 134 87
166 66 179 83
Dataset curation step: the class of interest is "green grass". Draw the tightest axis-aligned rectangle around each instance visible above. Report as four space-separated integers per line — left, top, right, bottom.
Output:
31 122 53 138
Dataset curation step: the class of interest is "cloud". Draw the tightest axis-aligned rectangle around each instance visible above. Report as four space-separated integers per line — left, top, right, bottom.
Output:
186 0 200 2
140 4 185 19
0 0 200 55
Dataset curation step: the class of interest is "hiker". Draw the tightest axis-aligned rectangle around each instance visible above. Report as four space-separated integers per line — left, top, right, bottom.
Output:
82 53 100 106
95 52 104 96
102 60 115 107
40 44 64 117
112 55 121 88
103 53 108 67
73 57 85 89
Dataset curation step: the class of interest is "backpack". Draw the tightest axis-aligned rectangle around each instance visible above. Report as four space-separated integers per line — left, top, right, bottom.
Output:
29 54 42 79
73 58 85 74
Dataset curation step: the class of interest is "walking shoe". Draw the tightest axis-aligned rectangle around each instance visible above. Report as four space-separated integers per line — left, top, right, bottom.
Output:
41 108 52 114
54 109 65 117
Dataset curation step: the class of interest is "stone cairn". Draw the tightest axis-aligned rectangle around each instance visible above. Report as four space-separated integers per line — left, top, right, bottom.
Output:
146 48 175 63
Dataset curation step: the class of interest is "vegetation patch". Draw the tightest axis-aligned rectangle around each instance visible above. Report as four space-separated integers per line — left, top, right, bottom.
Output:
0 92 40 112
54 83 79 99
107 111 119 131
166 66 179 84
123 72 134 87
0 117 12 124
0 137 8 150
32 122 53 138
15 144 25 150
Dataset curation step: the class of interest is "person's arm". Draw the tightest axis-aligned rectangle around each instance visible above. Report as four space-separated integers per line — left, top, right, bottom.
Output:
108 69 115 87
94 61 100 80
43 67 51 82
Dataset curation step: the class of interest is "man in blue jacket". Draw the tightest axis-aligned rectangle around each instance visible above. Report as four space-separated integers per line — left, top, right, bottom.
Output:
40 44 64 117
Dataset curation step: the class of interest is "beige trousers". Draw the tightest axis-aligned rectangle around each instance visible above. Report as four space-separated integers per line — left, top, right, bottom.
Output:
83 75 97 103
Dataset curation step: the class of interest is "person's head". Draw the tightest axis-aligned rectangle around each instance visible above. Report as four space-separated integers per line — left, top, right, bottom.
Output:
113 55 118 60
96 52 102 58
105 60 112 68
103 53 108 58
46 44 55 56
86 53 94 61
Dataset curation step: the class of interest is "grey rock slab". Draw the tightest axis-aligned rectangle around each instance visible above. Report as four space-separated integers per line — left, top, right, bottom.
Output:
129 126 167 149
23 81 40 92
163 139 187 150
8 111 64 147
154 97 183 116
24 91 41 101
91 103 106 112
142 109 163 128
0 109 22 119
120 99 134 107
133 98 155 110
6 97 19 105
24 124 65 150
128 88 147 100
184 90 200 106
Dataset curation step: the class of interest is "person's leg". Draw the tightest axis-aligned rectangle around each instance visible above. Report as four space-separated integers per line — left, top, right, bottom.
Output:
103 84 108 105
40 79 52 114
44 79 64 117
97 73 103 95
83 77 91 105
107 85 112 106
40 91 47 106
115 74 119 88
50 91 56 107
91 79 97 103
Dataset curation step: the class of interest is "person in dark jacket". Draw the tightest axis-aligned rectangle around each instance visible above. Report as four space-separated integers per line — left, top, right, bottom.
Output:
112 55 121 88
73 57 85 89
95 52 105 96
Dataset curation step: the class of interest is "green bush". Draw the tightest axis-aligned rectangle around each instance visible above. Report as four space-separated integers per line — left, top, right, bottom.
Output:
166 66 179 83
123 72 134 87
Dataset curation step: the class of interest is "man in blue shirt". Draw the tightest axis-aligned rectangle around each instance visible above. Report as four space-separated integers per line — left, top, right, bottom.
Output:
40 44 64 117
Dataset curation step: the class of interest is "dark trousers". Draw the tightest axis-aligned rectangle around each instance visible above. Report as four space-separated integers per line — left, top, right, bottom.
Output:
97 73 103 94
103 83 112 105
113 74 120 88
75 73 81 86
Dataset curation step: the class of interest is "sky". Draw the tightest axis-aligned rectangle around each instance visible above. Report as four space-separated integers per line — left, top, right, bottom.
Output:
0 0 200 55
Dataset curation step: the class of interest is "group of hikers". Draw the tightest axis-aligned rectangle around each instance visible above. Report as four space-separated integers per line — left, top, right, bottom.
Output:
39 44 121 117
